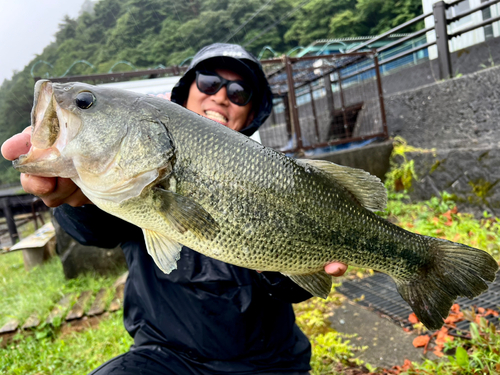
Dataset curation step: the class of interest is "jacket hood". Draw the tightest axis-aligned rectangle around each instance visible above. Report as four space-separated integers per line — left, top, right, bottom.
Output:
170 43 273 137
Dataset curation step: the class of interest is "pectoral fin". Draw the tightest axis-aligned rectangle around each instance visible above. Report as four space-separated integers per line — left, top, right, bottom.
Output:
143 229 182 273
154 187 220 241
284 270 333 298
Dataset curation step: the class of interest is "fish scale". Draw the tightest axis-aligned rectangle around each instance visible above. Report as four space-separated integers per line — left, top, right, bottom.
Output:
13 80 498 330
170 120 427 277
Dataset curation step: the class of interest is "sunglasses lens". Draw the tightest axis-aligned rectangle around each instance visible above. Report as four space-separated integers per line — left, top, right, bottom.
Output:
196 72 253 106
227 82 252 106
197 73 222 95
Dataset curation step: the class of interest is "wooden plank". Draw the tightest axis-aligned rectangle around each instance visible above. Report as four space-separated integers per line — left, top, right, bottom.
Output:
108 284 125 312
0 319 19 333
87 288 108 316
46 293 74 324
113 271 129 288
21 313 40 329
66 291 92 321
9 222 55 252
7 222 56 270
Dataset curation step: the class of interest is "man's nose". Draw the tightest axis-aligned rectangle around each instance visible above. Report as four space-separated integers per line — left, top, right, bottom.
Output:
211 86 230 105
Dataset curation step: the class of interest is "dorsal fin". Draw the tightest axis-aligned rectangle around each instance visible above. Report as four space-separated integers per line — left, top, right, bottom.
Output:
297 159 387 212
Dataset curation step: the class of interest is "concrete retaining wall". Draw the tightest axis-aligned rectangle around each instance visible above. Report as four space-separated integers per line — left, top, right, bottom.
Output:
310 140 394 181
385 64 500 217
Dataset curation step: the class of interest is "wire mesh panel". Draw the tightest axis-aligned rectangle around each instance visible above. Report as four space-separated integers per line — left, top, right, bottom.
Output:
259 59 291 150
260 53 387 154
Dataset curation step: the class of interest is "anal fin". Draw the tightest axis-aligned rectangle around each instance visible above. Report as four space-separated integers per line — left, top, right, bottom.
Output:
284 270 333 299
143 229 182 274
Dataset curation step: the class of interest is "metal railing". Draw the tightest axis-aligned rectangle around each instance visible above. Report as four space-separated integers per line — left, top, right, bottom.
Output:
349 0 500 80
259 53 388 154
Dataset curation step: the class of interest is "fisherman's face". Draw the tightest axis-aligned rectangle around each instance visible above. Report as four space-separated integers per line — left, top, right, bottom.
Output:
186 69 254 132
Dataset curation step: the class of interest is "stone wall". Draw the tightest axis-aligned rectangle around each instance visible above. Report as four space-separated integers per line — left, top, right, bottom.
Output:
386 64 500 149
385 64 500 217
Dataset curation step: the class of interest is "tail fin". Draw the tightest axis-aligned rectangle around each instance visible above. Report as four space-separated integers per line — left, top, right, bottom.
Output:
395 238 498 330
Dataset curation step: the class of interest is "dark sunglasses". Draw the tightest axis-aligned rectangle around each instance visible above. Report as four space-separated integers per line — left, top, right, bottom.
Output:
195 71 253 106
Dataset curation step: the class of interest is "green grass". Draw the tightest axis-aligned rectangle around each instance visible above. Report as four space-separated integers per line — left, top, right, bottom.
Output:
0 248 130 375
0 251 126 328
294 291 367 375
1 310 133 375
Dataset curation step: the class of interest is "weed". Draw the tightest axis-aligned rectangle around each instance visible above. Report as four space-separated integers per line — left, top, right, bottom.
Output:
294 291 368 374
385 137 435 193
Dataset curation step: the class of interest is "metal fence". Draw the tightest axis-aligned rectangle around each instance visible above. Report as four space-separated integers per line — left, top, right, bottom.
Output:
259 53 388 154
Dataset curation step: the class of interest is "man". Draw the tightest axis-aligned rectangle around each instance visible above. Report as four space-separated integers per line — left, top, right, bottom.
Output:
2 43 347 374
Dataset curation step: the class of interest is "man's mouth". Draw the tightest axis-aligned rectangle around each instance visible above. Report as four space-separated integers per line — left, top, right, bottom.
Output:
205 110 228 125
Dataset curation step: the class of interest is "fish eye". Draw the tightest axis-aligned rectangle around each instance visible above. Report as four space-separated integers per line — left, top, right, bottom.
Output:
75 91 95 109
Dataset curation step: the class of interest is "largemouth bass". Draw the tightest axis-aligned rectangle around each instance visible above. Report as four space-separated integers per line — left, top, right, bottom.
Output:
14 80 498 330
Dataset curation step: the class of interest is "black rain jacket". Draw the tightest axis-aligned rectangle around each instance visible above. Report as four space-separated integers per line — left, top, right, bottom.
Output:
54 204 312 374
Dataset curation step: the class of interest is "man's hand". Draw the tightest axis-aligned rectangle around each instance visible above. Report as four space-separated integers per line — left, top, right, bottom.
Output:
1 127 91 207
256 262 347 277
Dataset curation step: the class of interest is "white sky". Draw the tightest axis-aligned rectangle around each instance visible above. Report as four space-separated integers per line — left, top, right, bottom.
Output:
0 0 87 83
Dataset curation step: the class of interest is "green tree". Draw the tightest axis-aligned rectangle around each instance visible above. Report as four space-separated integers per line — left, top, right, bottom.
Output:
0 0 424 185
284 0 356 46
329 0 423 37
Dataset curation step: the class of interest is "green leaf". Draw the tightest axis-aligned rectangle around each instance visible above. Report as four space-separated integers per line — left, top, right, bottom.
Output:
455 346 469 368
470 322 480 340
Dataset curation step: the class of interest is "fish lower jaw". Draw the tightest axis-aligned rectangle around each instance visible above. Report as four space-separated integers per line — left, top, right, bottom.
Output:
204 111 228 124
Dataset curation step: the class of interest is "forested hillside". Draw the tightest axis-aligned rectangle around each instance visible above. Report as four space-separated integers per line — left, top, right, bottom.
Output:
0 0 422 184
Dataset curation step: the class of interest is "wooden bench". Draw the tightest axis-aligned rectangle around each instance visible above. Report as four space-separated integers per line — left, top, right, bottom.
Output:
6 222 56 270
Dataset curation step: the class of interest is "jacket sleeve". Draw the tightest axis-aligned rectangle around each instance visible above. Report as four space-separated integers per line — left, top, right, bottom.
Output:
255 271 313 304
53 204 141 248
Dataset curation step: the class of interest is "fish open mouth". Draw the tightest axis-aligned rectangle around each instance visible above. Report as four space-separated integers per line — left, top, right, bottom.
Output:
13 80 80 178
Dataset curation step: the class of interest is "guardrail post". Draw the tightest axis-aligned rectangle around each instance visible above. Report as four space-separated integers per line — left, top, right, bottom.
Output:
283 94 293 141
308 83 320 143
433 1 452 79
336 69 349 138
323 72 335 126
284 55 303 151
373 54 388 138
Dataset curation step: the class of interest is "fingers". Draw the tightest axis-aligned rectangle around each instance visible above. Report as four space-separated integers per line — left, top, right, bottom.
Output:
20 173 57 196
20 174 91 208
50 178 92 207
3 128 91 208
325 262 348 277
1 127 32 161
